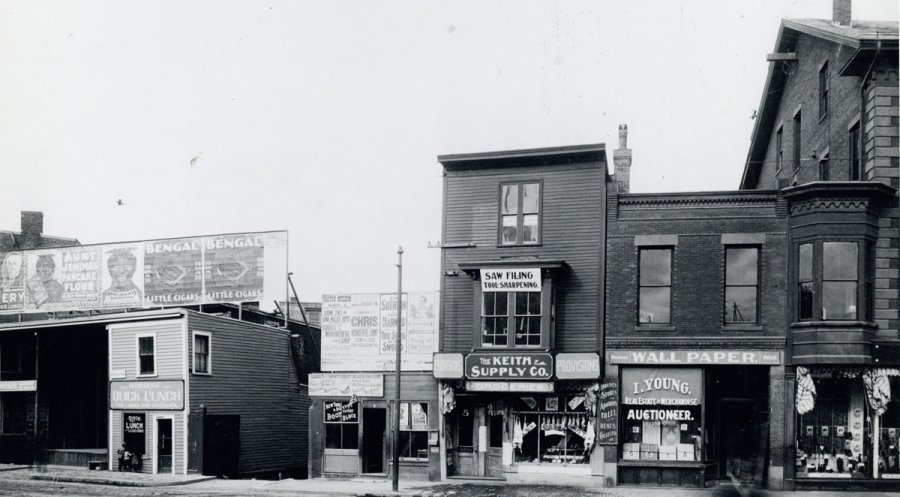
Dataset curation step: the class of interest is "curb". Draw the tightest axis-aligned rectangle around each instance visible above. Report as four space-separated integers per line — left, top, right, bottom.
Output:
29 473 217 487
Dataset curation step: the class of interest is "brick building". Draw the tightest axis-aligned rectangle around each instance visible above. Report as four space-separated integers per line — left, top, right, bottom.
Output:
740 2 900 489
433 144 608 483
603 127 789 488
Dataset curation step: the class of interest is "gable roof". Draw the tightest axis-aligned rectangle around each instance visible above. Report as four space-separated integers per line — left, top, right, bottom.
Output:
740 19 898 189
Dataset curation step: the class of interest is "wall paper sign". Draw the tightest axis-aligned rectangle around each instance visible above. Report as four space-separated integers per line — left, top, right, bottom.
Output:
308 373 384 397
480 268 540 292
608 350 781 365
464 352 553 380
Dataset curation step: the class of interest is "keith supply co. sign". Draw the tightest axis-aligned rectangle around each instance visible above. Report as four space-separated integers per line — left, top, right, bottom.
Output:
464 352 553 380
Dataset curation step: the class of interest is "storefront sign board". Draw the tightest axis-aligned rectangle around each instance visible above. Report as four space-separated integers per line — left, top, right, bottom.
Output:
608 350 781 365
465 352 553 380
324 401 358 422
466 381 554 393
109 380 184 410
621 368 702 405
309 373 384 397
0 380 36 392
432 353 464 379
555 352 600 379
480 268 541 292
597 379 618 445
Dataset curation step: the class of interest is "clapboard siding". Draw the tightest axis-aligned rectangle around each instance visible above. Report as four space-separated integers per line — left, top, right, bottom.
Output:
110 410 184 474
440 159 606 354
109 319 185 380
187 311 304 475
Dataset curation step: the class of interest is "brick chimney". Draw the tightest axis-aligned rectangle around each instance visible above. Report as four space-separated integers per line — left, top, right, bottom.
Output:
614 124 632 193
833 0 851 26
20 211 43 249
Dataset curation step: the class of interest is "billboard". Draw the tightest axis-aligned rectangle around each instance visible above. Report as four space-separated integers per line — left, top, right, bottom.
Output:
0 231 287 314
321 291 438 371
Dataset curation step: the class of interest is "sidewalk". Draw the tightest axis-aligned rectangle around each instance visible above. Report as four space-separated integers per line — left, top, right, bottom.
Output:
26 464 215 487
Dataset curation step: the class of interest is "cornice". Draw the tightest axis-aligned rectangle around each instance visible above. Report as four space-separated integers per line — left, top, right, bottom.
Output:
606 337 787 349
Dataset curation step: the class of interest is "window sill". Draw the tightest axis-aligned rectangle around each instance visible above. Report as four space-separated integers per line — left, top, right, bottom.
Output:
135 374 158 378
722 324 763 332
634 325 676 332
497 242 543 248
191 371 212 376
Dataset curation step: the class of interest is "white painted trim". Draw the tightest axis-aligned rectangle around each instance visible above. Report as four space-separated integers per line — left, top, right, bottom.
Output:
191 331 212 375
135 333 158 377
182 320 189 475
153 414 176 475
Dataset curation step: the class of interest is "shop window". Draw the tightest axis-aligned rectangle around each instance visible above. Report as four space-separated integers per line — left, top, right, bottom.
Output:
511 395 593 465
1 393 26 434
399 402 428 460
620 368 703 462
639 248 672 324
137 335 155 376
123 413 146 456
797 241 865 321
480 289 547 348
499 182 541 246
724 246 759 324
193 332 211 374
0 342 21 373
324 401 358 450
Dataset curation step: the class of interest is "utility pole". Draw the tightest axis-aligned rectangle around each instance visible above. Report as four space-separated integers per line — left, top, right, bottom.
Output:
392 247 403 492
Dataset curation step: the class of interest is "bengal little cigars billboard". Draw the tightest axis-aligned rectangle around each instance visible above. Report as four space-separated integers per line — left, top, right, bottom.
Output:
144 238 203 305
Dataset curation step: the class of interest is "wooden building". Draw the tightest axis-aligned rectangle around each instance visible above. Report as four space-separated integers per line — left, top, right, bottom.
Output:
434 144 608 483
740 3 900 490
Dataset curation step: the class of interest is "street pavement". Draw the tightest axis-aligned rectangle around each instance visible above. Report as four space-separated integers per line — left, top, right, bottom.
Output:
0 465 898 497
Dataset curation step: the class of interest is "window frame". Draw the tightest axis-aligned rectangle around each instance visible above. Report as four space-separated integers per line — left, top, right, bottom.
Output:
324 400 359 451
795 239 870 322
192 331 211 375
793 108 802 173
723 245 760 325
638 247 673 325
818 61 829 119
474 278 552 350
398 401 430 461
775 125 784 173
498 180 543 246
136 333 157 377
849 120 861 181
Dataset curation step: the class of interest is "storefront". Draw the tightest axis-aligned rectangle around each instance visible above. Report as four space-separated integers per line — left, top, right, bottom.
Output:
435 351 602 481
308 372 441 481
605 349 782 488
793 366 900 484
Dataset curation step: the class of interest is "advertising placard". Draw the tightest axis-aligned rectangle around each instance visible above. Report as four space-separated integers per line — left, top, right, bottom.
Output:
480 268 540 292
608 349 781 365
465 381 554 393
109 380 184 410
309 373 384 397
0 231 287 314
321 292 438 372
324 401 358 423
432 353 464 379
555 352 601 379
620 368 702 406
464 352 553 380
597 379 619 445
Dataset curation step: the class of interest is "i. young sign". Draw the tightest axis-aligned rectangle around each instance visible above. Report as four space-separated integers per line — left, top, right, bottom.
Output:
621 368 702 406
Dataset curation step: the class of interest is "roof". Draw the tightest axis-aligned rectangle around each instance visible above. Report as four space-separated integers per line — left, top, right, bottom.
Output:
0 231 80 251
438 144 607 172
740 18 898 189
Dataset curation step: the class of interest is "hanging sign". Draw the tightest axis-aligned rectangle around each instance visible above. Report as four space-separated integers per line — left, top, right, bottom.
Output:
309 373 384 397
597 379 619 445
555 353 601 379
480 268 540 292
432 353 464 379
609 350 781 365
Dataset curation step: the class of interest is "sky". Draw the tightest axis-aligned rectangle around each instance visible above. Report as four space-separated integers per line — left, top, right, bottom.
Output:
0 0 896 302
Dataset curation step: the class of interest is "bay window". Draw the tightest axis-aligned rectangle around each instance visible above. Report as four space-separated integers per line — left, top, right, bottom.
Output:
796 240 870 322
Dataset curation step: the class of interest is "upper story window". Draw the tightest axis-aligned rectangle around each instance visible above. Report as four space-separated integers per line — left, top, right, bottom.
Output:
818 151 830 181
137 335 156 376
499 182 541 245
193 332 210 374
638 248 672 324
776 126 784 172
818 62 829 118
793 110 802 173
724 246 759 324
849 122 861 181
797 241 867 321
481 291 544 347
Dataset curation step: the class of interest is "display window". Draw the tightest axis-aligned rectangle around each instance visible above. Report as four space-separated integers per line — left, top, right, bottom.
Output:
324 401 358 450
511 394 593 465
619 368 703 462
399 402 428 460
795 370 900 479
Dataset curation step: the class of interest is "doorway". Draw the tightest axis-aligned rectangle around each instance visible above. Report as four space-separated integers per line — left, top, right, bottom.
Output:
707 367 769 486
361 408 386 474
450 398 502 478
156 418 173 474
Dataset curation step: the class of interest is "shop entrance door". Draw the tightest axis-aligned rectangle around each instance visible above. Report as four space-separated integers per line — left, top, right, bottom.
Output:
361 408 386 474
452 400 500 478
156 418 173 474
719 400 763 482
